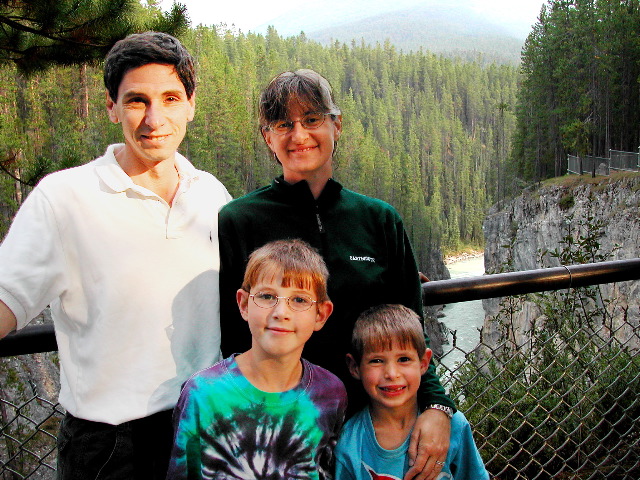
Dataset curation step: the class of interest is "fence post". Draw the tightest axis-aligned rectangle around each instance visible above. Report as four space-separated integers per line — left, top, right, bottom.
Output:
579 155 583 175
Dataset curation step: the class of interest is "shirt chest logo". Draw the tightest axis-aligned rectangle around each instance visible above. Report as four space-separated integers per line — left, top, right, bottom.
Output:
350 255 376 263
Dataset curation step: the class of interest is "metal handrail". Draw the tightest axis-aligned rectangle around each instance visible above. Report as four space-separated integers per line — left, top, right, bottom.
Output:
0 323 57 357
2 258 640 357
423 257 640 305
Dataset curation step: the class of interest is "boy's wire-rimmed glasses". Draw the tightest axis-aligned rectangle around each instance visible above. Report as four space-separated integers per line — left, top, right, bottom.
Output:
249 292 318 311
266 113 330 135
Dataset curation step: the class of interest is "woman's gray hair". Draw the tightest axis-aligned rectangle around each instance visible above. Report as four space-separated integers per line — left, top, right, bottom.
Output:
259 69 341 128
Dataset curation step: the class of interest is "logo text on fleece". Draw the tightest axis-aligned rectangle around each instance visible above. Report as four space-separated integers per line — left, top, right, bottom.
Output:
350 256 375 263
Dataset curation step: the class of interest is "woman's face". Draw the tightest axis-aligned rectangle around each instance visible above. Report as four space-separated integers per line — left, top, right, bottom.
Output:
262 102 342 185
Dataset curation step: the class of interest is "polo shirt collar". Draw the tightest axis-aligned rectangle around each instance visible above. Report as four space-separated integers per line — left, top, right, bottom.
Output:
95 144 199 194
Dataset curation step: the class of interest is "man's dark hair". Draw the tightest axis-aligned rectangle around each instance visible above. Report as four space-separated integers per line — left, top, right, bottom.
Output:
103 31 196 102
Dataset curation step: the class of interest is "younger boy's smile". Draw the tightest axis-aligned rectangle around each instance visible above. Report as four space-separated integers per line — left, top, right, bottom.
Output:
379 385 407 395
353 345 430 411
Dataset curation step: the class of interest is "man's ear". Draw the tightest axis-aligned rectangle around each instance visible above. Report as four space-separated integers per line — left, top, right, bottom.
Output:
421 348 433 375
236 289 250 321
346 353 361 380
187 92 196 122
106 91 119 124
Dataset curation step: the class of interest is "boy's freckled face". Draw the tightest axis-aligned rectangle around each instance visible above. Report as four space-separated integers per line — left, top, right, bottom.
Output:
355 342 430 411
237 273 332 360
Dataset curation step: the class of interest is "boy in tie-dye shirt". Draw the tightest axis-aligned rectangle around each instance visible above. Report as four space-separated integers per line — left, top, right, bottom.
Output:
167 240 347 479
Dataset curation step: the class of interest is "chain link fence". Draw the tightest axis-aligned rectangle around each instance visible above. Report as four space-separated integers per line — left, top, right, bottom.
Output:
2 295 639 479
1 311 61 479
0 377 62 479
439 285 640 479
567 155 611 175
610 150 640 172
567 150 640 175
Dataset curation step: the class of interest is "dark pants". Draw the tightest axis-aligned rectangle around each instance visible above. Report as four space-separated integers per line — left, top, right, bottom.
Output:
56 409 174 480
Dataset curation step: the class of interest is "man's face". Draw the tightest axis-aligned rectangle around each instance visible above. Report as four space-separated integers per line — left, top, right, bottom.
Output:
106 63 195 168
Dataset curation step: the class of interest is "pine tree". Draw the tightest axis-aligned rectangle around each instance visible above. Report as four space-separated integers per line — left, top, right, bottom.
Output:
512 0 640 184
0 0 189 74
0 23 521 262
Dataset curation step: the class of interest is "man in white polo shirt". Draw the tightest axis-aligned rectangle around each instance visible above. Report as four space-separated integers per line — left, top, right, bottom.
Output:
0 32 231 479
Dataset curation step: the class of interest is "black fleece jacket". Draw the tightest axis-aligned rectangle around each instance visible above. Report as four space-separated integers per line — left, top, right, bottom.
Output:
218 176 455 413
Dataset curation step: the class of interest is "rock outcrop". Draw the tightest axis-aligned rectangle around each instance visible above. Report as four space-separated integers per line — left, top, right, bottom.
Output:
481 174 640 350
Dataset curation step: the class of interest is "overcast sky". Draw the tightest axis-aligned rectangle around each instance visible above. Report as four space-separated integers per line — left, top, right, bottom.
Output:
160 0 546 38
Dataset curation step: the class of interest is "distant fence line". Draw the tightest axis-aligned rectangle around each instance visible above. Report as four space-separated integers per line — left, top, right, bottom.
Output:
567 149 640 175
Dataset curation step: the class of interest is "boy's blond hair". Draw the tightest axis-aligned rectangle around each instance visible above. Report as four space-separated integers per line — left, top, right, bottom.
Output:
351 304 427 362
242 239 330 302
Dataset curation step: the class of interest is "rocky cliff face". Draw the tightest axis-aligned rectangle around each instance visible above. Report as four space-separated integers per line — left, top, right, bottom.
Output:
422 245 450 357
481 174 640 350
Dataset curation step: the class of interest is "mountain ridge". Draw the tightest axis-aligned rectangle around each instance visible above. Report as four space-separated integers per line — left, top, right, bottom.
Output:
256 1 525 63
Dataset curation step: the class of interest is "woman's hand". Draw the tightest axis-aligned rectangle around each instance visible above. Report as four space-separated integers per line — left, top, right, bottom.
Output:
404 408 451 480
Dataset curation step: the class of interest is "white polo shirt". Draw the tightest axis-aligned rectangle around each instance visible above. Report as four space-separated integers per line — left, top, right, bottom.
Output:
0 144 232 424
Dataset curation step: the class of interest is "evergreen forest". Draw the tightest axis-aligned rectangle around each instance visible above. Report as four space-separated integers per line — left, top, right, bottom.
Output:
0 17 519 272
512 0 640 181
2 0 640 272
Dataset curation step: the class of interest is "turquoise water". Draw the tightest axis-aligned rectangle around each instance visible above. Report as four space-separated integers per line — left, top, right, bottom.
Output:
438 256 485 371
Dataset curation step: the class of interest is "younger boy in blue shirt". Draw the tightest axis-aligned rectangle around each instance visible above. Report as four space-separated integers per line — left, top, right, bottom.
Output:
335 304 489 480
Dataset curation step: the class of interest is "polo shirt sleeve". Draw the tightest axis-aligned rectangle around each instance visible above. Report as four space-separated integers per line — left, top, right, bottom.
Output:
0 186 67 329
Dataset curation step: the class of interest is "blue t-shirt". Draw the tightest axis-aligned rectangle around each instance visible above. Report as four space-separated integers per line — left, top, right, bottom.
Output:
335 409 489 480
167 355 347 479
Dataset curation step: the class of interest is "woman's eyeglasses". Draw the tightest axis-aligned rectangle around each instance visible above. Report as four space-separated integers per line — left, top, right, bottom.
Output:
266 113 330 135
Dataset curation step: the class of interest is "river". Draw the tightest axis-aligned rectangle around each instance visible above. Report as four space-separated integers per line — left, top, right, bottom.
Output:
438 255 485 371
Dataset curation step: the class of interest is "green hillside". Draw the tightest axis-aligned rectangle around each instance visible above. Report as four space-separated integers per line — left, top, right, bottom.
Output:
0 26 519 271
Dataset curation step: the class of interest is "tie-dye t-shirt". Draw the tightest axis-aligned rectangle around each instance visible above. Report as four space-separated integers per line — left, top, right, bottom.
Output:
167 354 347 480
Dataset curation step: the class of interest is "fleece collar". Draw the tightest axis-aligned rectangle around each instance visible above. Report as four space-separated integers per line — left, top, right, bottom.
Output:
271 176 343 207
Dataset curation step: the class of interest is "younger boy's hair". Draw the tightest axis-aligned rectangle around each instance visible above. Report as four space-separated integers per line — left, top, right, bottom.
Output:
351 304 426 363
242 239 330 302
